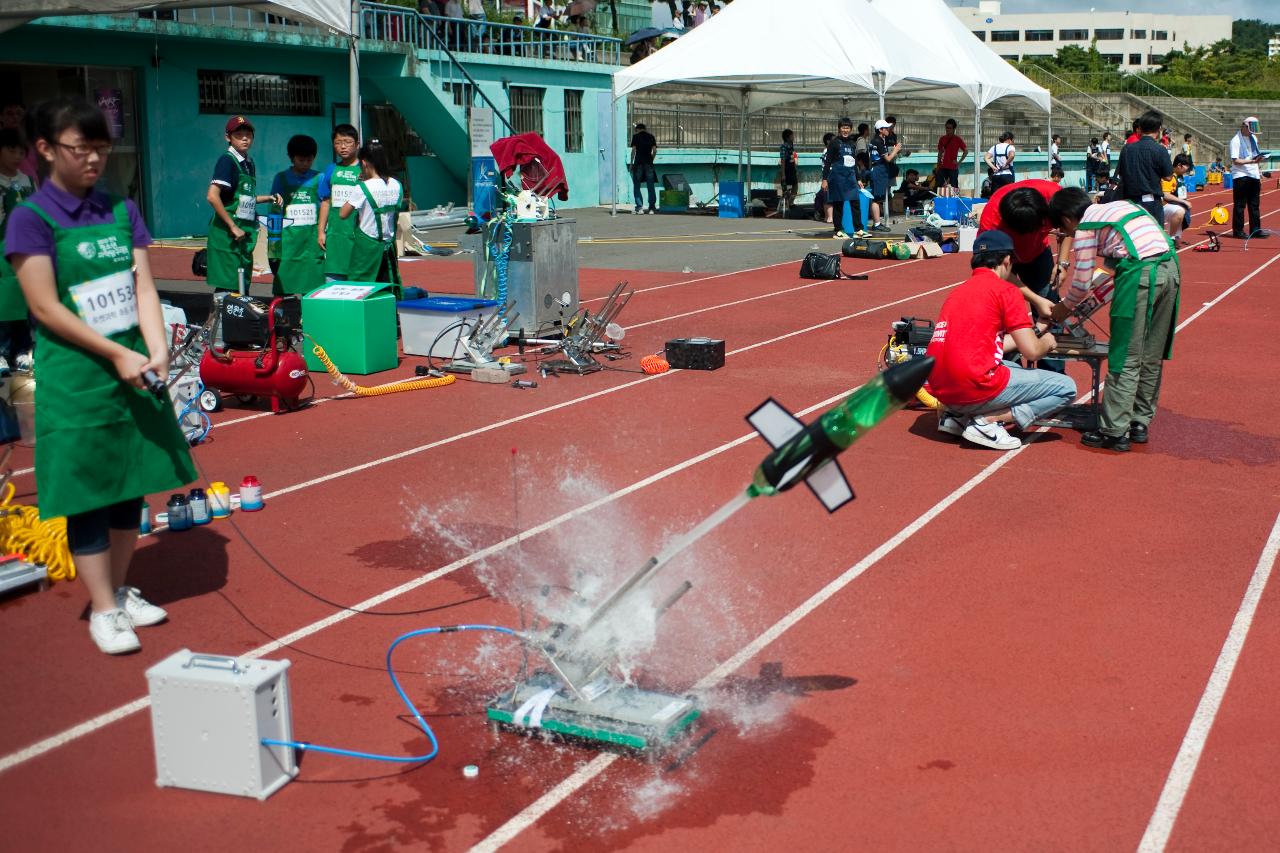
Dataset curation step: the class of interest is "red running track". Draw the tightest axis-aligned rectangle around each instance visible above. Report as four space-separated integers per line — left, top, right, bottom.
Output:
1 184 1278 852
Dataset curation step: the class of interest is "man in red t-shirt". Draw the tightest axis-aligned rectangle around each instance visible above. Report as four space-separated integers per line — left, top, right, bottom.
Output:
925 230 1077 450
935 118 967 198
977 178 1071 330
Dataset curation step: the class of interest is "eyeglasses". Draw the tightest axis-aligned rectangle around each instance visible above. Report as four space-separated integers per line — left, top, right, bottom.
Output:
54 141 113 158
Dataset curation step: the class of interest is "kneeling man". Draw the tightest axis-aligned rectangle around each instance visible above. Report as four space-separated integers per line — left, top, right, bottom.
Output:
925 231 1077 450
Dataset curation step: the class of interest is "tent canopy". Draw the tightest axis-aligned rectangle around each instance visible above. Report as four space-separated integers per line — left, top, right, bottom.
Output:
0 1 353 35
612 0 1048 113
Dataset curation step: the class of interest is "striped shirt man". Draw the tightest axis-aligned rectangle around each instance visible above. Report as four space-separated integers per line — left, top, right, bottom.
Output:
1063 201 1169 310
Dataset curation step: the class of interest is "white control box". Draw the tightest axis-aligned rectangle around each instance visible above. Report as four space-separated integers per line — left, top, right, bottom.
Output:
146 649 297 800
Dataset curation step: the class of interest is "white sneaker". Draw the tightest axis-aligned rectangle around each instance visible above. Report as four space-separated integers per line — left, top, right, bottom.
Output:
937 411 965 436
0 356 9 375
89 609 141 654
961 416 1022 450
115 586 168 627
14 351 32 372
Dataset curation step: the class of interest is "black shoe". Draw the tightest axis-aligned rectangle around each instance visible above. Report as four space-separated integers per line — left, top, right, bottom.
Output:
1251 231 1269 239
1129 423 1149 444
1082 430 1130 452
1230 231 1247 239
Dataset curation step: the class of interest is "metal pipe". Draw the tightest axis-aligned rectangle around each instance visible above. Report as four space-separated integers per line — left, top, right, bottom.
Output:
349 0 361 136
973 85 983 197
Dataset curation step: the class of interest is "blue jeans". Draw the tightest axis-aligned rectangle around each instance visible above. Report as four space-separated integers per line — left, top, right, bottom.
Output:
632 163 657 210
947 362 1076 430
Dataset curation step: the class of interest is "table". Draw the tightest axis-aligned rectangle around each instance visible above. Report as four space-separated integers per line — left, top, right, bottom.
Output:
1034 340 1109 431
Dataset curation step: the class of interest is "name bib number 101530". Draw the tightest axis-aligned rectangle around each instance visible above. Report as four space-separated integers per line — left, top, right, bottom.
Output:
70 269 138 336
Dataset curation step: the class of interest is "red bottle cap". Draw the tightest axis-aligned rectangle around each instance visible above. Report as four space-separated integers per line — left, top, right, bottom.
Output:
241 476 260 487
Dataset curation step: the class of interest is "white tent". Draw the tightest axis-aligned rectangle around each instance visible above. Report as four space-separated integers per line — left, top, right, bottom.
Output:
0 1 362 131
610 0 1052 206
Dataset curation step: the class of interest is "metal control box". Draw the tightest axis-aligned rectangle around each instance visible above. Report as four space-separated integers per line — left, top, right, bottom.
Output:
146 649 297 800
467 218 579 338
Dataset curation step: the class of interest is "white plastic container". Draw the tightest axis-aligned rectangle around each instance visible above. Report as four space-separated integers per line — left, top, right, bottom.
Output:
397 296 499 358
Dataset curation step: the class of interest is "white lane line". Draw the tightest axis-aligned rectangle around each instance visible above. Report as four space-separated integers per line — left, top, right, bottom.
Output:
1173 251 1280 332
260 277 964 503
470 247 1280 851
1137 512 1280 853
0 384 858 776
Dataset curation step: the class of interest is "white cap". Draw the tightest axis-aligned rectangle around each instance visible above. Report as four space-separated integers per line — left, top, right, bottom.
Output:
874 119 892 130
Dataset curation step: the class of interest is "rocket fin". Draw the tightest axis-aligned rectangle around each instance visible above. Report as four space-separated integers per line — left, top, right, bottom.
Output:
746 398 804 449
805 460 855 514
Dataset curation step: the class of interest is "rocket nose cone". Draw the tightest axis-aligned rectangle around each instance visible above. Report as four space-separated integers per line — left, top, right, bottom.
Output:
881 356 935 403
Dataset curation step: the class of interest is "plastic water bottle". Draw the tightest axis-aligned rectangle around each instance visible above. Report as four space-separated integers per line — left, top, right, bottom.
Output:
188 488 211 525
139 503 152 535
239 476 264 512
209 482 232 519
166 494 192 531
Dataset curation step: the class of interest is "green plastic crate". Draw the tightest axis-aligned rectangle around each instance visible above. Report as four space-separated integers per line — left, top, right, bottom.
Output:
302 282 398 375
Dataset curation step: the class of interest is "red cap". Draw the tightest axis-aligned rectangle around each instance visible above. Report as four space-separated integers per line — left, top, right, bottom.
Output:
225 115 254 135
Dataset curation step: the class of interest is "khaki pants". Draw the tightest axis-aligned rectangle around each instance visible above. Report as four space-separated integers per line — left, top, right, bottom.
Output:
1100 257 1180 435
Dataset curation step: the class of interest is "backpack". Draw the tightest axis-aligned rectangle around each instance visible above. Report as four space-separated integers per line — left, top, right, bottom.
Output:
842 238 891 260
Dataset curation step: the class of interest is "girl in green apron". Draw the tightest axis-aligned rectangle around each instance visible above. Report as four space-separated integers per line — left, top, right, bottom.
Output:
270 134 324 295
337 140 402 295
6 98 196 655
204 116 281 292
317 124 361 281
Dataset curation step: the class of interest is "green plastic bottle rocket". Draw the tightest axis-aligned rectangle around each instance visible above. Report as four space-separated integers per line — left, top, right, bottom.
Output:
747 357 935 503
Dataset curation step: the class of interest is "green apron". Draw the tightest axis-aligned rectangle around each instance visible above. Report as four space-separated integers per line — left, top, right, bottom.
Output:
323 162 362 277
275 174 324 295
22 198 195 519
0 180 36 321
206 156 258 292
347 181 402 293
1076 203 1180 373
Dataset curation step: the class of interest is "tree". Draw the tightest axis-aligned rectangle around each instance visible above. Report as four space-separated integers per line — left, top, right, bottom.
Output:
1231 19 1280 54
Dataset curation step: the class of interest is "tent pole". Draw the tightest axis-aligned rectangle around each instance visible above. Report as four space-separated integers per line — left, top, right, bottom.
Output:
736 95 746 182
349 0 361 137
973 85 983 199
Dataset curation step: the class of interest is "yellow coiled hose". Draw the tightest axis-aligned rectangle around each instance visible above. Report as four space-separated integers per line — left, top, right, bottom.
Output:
0 481 74 582
308 339 456 396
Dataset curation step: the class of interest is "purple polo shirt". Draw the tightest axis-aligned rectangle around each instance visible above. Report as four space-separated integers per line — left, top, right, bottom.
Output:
5 182 151 277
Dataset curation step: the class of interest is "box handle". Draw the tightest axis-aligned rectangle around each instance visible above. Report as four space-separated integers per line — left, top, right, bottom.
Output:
183 653 241 674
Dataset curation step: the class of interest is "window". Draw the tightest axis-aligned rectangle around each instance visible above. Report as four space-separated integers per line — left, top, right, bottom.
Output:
508 86 544 136
1154 30 1168 40
563 89 583 153
972 30 986 41
1095 29 1123 40
1059 28 1088 41
1025 29 1053 41
1102 54 1123 65
1131 29 1146 39
991 30 1019 42
442 81 474 109
1149 54 1166 65
1129 53 1143 65
197 69 321 116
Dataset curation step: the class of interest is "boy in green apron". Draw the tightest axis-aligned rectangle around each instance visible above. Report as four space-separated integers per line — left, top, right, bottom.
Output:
204 116 281 292
337 140 403 295
1048 187 1181 453
0 127 36 372
6 97 196 654
317 123 361 282
269 134 323 295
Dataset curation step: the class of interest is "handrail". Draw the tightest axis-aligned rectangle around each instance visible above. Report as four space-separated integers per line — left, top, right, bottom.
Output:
1052 71 1225 128
1023 64 1130 128
1132 76 1226 127
360 3 513 132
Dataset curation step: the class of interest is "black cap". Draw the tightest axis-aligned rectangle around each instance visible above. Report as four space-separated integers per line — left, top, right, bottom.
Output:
972 230 1015 254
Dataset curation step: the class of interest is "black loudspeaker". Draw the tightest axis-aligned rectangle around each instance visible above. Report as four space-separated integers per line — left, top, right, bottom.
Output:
662 173 692 194
665 337 725 371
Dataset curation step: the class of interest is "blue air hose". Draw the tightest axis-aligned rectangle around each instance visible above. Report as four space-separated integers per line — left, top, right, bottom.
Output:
261 624 520 763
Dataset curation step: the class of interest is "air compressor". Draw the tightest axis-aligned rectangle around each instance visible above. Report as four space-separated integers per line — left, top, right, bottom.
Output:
198 295 309 414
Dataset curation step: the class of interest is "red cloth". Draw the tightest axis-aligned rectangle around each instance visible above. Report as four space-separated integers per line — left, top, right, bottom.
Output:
489 133 570 201
1126 132 1141 145
937 134 966 169
924 268 1033 406
978 178 1060 264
